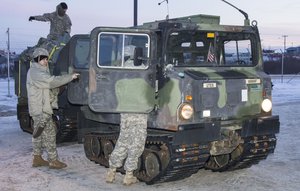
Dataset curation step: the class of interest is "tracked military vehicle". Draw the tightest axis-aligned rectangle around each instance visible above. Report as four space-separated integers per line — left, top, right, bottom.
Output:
15 3 280 184
81 11 280 185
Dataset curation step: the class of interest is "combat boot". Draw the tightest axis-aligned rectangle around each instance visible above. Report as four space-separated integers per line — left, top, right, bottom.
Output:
123 171 138 186
106 168 116 183
49 160 67 169
32 155 49 167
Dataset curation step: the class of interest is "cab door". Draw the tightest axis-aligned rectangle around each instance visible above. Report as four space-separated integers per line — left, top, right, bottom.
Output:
67 35 90 105
88 28 156 113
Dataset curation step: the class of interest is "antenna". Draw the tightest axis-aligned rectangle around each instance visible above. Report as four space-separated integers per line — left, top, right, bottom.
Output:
221 0 250 26
158 0 169 20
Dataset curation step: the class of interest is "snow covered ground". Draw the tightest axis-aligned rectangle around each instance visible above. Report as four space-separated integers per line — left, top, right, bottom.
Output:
1 75 300 191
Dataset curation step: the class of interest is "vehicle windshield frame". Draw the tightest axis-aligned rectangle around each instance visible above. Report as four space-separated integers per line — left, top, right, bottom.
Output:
165 30 258 67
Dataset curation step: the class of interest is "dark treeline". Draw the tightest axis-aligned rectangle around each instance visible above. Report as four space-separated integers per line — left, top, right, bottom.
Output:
264 57 300 74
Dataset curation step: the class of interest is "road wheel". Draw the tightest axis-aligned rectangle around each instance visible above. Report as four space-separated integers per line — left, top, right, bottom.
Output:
91 137 101 158
144 152 160 179
19 113 33 133
102 140 114 160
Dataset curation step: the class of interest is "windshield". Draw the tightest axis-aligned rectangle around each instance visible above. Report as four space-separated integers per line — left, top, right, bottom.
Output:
166 31 257 67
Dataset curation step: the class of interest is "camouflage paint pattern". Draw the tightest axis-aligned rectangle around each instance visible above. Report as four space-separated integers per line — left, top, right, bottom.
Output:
152 64 270 131
115 79 155 112
88 59 155 114
109 113 147 171
86 27 156 114
32 114 58 161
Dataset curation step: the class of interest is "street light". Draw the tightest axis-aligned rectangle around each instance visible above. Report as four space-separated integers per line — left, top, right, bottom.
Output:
6 28 11 97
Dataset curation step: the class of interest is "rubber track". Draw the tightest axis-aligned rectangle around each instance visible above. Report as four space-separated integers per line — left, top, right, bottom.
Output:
144 132 210 184
55 116 78 143
84 130 211 184
206 134 277 172
225 134 277 171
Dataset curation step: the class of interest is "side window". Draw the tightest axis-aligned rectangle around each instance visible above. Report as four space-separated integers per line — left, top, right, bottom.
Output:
99 34 122 67
224 39 252 65
98 32 150 69
74 39 90 69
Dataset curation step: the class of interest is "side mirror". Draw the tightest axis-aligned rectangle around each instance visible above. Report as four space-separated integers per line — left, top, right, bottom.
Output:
133 47 143 66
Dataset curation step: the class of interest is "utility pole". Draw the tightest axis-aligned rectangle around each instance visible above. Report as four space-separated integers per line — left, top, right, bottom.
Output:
134 0 138 26
6 28 11 97
281 35 288 83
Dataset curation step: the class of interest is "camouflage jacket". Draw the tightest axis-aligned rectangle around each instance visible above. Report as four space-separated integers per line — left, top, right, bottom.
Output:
26 62 73 116
33 11 72 40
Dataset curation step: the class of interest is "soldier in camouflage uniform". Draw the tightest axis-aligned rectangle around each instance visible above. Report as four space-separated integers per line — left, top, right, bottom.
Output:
106 113 148 185
29 2 72 43
28 2 72 63
27 47 79 169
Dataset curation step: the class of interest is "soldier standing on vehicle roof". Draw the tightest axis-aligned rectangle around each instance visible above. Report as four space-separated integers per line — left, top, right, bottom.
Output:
106 113 148 186
27 47 79 169
29 2 72 43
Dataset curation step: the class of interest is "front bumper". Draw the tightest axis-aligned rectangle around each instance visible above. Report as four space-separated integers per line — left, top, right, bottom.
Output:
241 115 280 137
172 115 279 145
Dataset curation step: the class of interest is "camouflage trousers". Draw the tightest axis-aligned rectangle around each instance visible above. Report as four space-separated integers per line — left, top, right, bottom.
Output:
109 113 147 172
32 113 58 161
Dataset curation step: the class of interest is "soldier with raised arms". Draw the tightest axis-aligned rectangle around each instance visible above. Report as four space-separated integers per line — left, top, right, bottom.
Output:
29 2 72 43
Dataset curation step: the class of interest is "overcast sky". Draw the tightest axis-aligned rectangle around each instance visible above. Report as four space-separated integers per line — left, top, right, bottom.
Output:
1 0 300 53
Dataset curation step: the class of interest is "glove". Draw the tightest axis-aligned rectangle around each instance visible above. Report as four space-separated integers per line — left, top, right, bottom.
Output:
29 16 35 21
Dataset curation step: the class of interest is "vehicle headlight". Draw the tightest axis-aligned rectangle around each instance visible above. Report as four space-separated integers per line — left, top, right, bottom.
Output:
261 98 272 112
178 103 194 120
